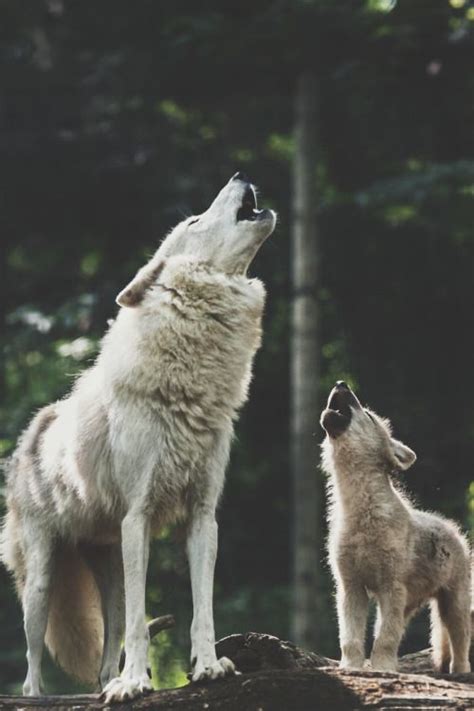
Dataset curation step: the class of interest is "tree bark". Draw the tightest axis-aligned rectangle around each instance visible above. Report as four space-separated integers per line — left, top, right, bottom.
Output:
1 633 472 710
290 70 321 652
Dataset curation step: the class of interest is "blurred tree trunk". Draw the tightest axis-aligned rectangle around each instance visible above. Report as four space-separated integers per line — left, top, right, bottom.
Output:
290 71 321 651
0 237 5 405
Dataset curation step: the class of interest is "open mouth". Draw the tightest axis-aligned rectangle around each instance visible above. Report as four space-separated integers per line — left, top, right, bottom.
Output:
236 185 265 222
320 386 359 438
327 390 352 420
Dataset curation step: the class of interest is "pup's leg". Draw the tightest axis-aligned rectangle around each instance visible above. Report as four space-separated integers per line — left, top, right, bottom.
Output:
336 581 369 670
371 584 406 672
22 529 53 696
430 598 451 673
437 583 471 674
101 513 152 703
187 506 236 681
84 544 125 689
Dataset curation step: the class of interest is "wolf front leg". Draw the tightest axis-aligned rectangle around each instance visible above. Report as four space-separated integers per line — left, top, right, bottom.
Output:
186 431 237 682
187 508 236 681
102 512 152 703
371 584 407 672
336 580 369 670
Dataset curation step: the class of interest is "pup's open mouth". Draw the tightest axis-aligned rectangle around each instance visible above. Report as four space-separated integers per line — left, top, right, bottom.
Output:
327 390 352 420
236 185 265 222
320 387 359 438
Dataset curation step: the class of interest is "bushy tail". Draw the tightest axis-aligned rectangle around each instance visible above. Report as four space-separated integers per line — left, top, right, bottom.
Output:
1 511 104 687
45 547 104 686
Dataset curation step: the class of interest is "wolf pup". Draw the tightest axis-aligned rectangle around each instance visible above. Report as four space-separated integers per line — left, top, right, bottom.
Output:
0 173 276 702
320 381 471 674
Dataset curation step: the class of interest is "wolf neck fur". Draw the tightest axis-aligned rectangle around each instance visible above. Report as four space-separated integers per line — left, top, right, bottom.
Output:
324 443 407 526
100 257 266 425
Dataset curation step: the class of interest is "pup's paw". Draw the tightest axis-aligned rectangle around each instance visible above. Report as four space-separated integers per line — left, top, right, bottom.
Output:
101 673 153 703
450 660 471 674
339 658 364 671
340 642 365 671
191 656 239 683
370 655 398 673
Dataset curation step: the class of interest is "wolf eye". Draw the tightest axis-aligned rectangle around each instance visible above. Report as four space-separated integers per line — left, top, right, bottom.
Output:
188 218 200 226
365 410 375 422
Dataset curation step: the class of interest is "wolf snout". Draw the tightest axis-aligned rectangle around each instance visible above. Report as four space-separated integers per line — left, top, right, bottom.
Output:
321 381 363 437
328 381 362 413
232 171 250 183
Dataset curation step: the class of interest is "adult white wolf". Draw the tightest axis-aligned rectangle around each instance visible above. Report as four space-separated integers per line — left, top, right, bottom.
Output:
0 173 276 702
321 381 471 675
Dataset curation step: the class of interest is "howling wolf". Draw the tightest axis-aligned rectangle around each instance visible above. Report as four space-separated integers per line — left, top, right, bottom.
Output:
321 381 471 674
1 173 276 702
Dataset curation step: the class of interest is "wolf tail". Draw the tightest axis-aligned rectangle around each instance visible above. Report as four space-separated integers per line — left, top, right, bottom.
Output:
44 546 104 686
0 510 104 687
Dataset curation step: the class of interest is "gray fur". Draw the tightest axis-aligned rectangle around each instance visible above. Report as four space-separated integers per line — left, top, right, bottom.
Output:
321 383 471 674
0 175 276 701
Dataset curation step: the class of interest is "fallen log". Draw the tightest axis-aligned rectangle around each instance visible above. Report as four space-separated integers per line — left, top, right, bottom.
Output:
0 632 472 710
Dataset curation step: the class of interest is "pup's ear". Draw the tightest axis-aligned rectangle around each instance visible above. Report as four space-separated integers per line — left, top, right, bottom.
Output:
391 438 416 471
116 259 165 308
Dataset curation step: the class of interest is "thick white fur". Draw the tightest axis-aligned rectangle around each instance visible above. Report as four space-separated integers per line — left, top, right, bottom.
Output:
0 176 276 701
321 397 471 674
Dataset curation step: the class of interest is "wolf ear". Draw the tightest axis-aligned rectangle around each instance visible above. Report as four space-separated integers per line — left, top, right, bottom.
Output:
116 259 165 308
391 438 416 471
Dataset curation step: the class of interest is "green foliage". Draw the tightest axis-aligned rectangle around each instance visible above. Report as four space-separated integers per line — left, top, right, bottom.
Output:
150 630 188 690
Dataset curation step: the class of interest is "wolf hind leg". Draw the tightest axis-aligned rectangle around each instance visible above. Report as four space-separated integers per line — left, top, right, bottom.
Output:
430 598 451 673
436 583 471 674
83 543 125 690
22 528 54 696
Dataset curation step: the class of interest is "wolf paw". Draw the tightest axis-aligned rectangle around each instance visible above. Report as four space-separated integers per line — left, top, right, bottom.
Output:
101 673 153 703
450 660 471 674
339 658 364 671
340 648 365 671
370 655 398 672
22 678 42 697
191 656 239 683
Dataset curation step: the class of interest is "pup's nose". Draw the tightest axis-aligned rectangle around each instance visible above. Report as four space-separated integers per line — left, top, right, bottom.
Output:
335 380 348 389
232 171 250 183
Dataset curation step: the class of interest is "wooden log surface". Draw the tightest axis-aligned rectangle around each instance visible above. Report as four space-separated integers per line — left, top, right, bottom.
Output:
0 632 472 710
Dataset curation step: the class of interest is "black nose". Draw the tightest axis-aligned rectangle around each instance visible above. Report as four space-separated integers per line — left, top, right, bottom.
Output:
335 380 348 389
232 171 250 183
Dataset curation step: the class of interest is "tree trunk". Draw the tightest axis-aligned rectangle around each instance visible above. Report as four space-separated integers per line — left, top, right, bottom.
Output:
290 70 321 651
